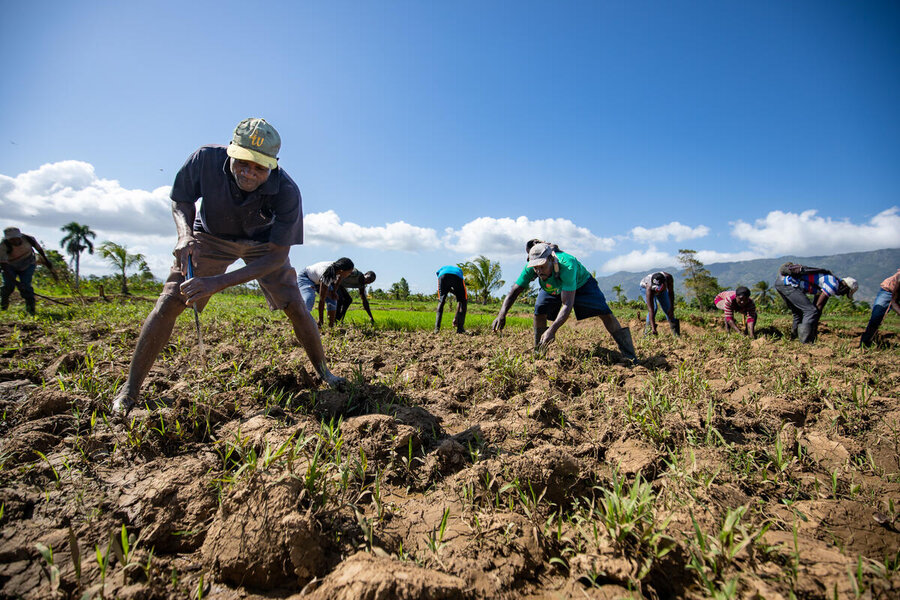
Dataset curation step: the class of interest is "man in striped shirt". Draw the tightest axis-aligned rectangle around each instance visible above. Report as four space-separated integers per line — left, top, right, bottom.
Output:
860 268 900 348
714 286 757 338
774 268 858 343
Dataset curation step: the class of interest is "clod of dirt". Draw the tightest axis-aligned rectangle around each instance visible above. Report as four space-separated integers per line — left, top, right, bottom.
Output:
41 350 86 379
530 396 562 426
116 455 219 552
202 473 324 589
758 395 807 425
492 444 581 505
305 551 467 600
799 431 852 470
605 438 660 478
341 414 420 461
17 388 81 420
420 438 468 479
217 414 308 453
393 405 443 438
0 414 73 464
0 379 36 404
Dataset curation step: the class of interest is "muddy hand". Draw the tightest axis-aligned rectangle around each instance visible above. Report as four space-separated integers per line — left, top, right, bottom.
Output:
174 238 198 277
492 316 506 332
539 329 555 348
179 276 219 306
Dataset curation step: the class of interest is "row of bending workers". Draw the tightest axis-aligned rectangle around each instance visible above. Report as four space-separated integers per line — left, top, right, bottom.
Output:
0 118 891 413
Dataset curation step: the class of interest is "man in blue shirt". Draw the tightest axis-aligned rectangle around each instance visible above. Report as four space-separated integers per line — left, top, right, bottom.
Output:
435 265 467 333
113 118 345 413
774 267 858 343
492 243 637 363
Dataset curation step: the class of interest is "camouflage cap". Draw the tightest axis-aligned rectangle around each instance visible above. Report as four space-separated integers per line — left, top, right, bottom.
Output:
226 118 281 170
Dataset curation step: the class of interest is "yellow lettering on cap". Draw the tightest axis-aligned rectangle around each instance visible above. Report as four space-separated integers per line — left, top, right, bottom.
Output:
250 134 265 147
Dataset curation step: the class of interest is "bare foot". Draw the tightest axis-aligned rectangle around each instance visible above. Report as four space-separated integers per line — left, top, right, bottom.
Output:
111 392 137 414
321 371 348 390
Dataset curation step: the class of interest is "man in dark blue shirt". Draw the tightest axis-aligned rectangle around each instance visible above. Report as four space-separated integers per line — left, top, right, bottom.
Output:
113 118 345 413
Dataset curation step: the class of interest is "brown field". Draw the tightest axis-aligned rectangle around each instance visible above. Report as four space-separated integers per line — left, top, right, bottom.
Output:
1 306 898 599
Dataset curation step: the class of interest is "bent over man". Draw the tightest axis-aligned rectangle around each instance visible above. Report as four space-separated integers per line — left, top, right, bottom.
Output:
492 243 637 363
1 227 55 315
714 286 757 338
113 118 344 413
774 265 857 344
640 271 679 336
335 268 376 325
435 265 467 333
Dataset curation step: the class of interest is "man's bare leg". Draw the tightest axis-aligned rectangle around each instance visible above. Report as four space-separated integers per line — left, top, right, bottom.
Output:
284 300 346 387
113 295 187 412
599 313 623 335
600 313 638 363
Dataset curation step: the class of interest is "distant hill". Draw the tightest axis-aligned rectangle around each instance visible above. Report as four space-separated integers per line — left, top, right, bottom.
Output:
594 248 900 304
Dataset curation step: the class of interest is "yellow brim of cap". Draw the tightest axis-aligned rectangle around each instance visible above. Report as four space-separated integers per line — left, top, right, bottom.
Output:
227 143 278 170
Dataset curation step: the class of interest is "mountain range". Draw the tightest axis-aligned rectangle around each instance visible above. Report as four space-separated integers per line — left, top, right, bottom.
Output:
594 248 900 304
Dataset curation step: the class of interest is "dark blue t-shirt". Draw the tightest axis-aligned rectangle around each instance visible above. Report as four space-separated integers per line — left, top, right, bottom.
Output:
170 145 304 246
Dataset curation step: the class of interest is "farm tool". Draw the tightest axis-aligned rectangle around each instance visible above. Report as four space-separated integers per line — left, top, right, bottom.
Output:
186 258 207 365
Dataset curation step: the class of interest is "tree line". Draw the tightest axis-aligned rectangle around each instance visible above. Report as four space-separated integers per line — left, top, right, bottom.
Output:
37 222 152 295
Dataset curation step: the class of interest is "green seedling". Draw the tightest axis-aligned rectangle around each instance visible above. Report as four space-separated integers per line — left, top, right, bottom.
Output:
35 542 61 592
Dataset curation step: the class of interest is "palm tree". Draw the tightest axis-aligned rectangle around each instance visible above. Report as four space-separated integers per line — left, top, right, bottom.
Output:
752 280 774 307
460 255 504 304
60 222 96 290
612 284 625 304
98 241 146 295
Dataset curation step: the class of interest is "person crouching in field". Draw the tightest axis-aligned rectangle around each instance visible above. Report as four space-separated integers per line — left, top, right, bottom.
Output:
492 243 637 363
774 264 857 344
297 258 355 329
435 265 467 333
860 268 900 348
640 271 679 337
1 227 56 315
335 268 376 325
113 118 345 413
714 286 757 338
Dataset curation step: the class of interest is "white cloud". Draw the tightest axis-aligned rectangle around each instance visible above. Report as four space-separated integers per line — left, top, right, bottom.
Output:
693 250 762 264
444 216 615 257
732 208 900 256
631 221 710 243
305 210 441 251
600 248 676 273
0 160 172 236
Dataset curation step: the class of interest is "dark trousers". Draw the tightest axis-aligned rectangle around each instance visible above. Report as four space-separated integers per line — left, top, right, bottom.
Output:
775 281 819 343
436 274 467 332
335 286 353 322
2 263 37 313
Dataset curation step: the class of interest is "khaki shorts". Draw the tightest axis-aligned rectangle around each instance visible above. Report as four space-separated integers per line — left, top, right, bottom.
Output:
162 232 302 311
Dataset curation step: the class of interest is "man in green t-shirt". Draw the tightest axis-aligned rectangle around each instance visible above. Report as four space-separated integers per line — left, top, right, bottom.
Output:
492 243 637 363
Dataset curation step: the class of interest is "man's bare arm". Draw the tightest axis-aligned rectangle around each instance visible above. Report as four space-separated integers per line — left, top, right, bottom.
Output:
359 286 375 322
492 284 525 331
172 201 197 275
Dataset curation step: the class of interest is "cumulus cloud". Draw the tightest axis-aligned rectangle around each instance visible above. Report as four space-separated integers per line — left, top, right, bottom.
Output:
631 221 710 243
445 216 615 257
0 161 172 236
692 249 762 264
600 248 676 273
305 210 441 251
732 208 900 256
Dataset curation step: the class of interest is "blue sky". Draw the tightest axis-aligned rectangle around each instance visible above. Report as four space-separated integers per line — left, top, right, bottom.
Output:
2 1 898 295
